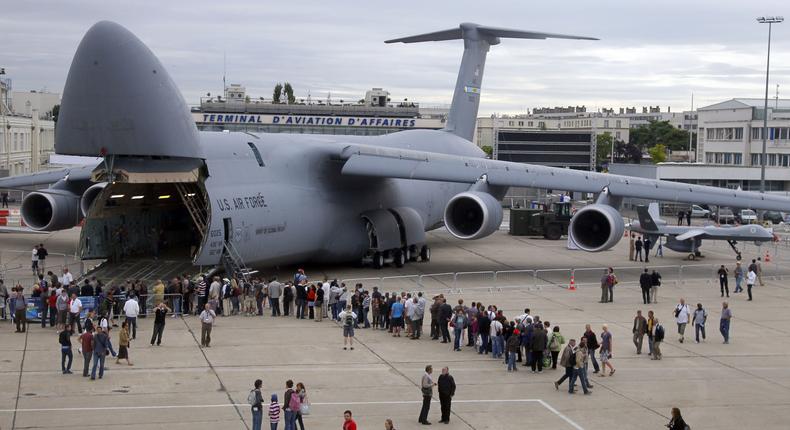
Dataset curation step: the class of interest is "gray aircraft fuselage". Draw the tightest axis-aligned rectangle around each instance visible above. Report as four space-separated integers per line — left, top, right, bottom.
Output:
159 129 476 267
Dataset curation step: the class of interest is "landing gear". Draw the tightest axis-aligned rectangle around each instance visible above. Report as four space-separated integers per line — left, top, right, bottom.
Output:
420 245 431 262
408 245 418 262
372 252 384 269
394 249 406 268
727 240 743 261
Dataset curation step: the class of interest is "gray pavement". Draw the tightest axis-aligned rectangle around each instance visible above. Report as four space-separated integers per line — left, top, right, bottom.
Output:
1 227 790 429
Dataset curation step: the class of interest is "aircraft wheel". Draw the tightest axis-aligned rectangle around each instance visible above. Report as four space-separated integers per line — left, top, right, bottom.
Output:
687 253 695 261
408 245 418 262
373 252 384 269
394 249 406 268
420 245 431 262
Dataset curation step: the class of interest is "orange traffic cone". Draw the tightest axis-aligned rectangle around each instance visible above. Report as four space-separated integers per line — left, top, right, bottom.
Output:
765 251 771 263
569 275 576 291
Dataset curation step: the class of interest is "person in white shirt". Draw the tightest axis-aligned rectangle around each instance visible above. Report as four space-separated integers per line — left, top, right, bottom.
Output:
338 305 358 350
123 297 140 339
69 293 83 333
199 304 217 347
321 281 330 319
673 298 691 343
61 268 73 288
31 245 40 275
746 269 757 301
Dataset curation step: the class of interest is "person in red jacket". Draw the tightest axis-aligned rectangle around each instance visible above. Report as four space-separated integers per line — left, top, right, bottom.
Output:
342 410 357 430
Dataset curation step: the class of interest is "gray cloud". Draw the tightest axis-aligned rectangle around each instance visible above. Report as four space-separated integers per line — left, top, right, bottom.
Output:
2 0 790 114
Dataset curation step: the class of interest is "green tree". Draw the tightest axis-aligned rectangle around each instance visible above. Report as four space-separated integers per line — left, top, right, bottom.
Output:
648 144 667 163
273 83 282 103
50 104 60 123
283 82 295 104
481 145 493 157
629 120 691 151
596 132 613 167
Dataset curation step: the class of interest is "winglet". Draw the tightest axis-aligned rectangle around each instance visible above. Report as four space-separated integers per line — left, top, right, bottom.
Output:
386 23 597 142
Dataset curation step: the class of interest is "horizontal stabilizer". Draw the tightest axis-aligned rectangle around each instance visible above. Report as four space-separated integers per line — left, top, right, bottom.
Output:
385 23 597 44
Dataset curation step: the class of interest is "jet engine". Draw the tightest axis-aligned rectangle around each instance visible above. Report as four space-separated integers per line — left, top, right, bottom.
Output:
568 204 625 252
444 191 503 240
21 189 82 231
80 182 107 217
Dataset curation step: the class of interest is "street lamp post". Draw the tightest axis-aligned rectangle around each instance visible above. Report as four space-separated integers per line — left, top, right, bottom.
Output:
757 16 783 193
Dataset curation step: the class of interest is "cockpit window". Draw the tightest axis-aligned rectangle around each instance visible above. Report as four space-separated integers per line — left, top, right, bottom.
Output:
247 142 265 167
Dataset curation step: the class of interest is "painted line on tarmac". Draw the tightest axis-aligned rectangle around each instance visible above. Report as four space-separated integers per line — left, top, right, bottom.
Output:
0 399 584 429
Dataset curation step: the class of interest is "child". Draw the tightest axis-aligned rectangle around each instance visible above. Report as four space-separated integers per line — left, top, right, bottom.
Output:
268 393 280 430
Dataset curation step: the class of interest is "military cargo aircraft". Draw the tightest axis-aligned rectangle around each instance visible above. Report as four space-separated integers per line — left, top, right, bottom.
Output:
3 21 790 274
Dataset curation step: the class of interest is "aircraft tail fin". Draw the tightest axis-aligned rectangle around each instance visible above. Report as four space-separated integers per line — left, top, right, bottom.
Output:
386 23 597 142
636 204 661 232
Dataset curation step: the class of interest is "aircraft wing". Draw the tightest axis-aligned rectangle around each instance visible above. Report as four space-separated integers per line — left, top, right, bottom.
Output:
338 144 790 212
674 230 707 241
0 165 96 190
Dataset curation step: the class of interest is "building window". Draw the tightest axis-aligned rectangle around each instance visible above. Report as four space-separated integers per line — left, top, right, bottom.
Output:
604 120 610 128
616 120 621 128
724 153 732 164
518 121 524 127
508 121 514 126
734 153 742 165
615 131 621 139
527 121 533 127
735 128 743 140
782 128 789 140
752 128 760 139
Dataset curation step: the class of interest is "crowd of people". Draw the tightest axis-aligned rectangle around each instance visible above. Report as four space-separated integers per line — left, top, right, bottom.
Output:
2 249 762 429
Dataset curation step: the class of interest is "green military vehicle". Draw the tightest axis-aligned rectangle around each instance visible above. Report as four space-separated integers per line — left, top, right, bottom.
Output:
509 201 572 240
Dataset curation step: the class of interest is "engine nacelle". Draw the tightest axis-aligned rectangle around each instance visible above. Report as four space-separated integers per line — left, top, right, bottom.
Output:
21 189 82 231
80 182 107 217
568 203 625 252
444 191 503 240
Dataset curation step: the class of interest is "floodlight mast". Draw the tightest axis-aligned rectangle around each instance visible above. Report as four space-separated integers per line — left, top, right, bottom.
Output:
757 16 783 194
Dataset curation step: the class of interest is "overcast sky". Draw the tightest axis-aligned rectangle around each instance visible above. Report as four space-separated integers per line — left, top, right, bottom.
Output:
3 0 790 115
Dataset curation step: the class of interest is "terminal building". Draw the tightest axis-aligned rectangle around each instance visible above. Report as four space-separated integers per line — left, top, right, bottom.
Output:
0 78 58 178
611 98 790 194
193 85 446 135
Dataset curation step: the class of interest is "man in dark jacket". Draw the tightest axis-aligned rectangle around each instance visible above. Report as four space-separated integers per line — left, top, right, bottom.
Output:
438 299 453 343
529 324 548 373
639 268 652 304
477 311 491 354
583 324 600 374
437 367 456 424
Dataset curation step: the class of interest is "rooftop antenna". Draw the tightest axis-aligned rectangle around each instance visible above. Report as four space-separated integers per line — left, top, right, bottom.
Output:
223 51 226 93
776 84 780 109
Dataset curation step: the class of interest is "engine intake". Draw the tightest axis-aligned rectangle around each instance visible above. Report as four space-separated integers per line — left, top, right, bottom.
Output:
21 190 82 231
444 191 503 240
568 203 624 252
80 182 107 217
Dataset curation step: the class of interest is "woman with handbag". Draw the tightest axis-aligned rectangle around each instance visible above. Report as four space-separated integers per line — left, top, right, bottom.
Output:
295 382 309 430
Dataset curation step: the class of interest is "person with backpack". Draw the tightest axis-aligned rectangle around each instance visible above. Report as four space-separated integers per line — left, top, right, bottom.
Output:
283 380 297 430
548 325 565 369
338 305 357 350
248 379 264 430
652 317 665 360
569 337 591 394
605 268 617 303
450 309 468 351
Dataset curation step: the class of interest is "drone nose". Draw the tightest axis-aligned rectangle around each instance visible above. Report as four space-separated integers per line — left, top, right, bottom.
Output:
56 21 202 159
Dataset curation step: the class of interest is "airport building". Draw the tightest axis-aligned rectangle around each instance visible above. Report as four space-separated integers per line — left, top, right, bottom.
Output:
193 85 446 135
0 81 58 177
611 98 790 194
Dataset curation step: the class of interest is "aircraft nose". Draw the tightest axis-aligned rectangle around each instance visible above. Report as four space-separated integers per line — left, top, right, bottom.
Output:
56 21 202 159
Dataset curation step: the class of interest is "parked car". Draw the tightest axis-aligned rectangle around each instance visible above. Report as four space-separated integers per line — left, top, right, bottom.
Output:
716 208 735 224
736 209 757 224
762 210 786 224
690 204 710 218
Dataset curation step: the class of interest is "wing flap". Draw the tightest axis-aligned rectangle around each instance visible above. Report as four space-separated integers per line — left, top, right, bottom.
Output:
675 230 707 241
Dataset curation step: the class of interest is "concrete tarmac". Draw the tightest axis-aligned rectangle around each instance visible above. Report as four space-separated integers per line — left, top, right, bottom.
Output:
1 227 790 429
